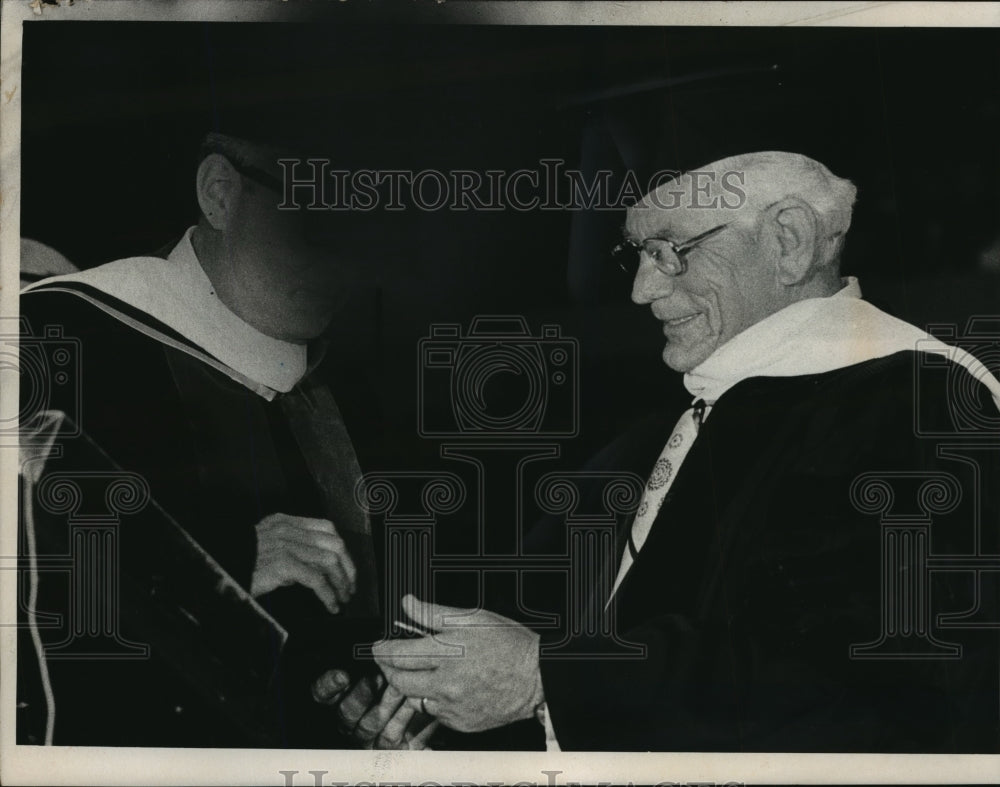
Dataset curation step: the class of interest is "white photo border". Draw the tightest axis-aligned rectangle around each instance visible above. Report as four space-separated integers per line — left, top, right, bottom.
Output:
2 2 1000 784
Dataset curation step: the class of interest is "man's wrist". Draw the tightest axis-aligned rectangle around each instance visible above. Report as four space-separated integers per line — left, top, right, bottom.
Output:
534 700 547 727
527 632 545 722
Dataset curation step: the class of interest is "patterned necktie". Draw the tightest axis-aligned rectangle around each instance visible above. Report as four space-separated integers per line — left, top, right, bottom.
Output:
607 400 709 605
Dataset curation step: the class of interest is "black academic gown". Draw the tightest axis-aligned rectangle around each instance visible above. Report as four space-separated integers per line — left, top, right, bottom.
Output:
17 289 381 748
529 351 1000 752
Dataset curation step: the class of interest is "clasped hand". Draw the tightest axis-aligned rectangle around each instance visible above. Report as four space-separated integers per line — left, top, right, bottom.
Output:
250 513 356 614
373 594 543 733
312 595 543 747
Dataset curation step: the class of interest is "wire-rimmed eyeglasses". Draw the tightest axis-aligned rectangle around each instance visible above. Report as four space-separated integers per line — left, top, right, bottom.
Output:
612 222 732 277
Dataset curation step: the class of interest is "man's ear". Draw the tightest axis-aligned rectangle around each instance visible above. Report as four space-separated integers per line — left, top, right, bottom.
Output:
765 197 819 286
196 153 242 231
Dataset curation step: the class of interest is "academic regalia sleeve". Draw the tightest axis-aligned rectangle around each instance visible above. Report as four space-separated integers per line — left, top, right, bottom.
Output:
19 290 260 587
539 355 999 752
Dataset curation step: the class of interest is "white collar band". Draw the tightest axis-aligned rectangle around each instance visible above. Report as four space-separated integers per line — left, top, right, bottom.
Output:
22 227 308 396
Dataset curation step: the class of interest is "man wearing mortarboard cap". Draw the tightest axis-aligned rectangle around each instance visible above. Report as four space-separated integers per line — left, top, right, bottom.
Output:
18 129 378 747
331 151 1000 753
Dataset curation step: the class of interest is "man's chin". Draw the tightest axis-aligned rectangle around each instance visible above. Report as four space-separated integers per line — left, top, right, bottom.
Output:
271 314 336 344
661 341 714 373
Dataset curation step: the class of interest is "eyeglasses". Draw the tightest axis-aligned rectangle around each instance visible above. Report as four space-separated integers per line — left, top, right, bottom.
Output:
612 222 732 277
228 159 284 193
215 154 344 249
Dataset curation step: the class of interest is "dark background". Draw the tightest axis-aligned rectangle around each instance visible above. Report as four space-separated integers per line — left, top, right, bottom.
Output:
21 21 1000 475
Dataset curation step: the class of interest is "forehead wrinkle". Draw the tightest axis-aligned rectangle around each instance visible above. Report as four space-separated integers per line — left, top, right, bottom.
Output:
625 202 696 242
645 172 695 208
629 191 756 243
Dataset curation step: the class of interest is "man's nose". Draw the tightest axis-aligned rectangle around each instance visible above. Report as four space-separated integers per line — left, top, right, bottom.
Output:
631 260 674 304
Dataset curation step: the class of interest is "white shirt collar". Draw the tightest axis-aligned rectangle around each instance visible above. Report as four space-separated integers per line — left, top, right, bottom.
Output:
24 227 307 396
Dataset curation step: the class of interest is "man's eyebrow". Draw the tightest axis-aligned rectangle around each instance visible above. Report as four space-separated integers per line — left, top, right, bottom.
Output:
622 226 678 244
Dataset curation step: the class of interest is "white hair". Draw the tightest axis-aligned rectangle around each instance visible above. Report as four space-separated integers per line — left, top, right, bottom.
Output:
713 150 856 235
702 151 858 265
642 151 858 265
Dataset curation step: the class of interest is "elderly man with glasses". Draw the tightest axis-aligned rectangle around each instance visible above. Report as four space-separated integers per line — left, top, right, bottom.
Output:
320 151 1000 752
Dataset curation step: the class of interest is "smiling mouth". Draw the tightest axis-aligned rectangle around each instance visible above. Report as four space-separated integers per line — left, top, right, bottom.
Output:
662 313 701 328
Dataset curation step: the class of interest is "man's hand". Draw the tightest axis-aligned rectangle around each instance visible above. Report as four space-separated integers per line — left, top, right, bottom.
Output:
250 513 356 614
373 594 543 733
312 668 438 749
